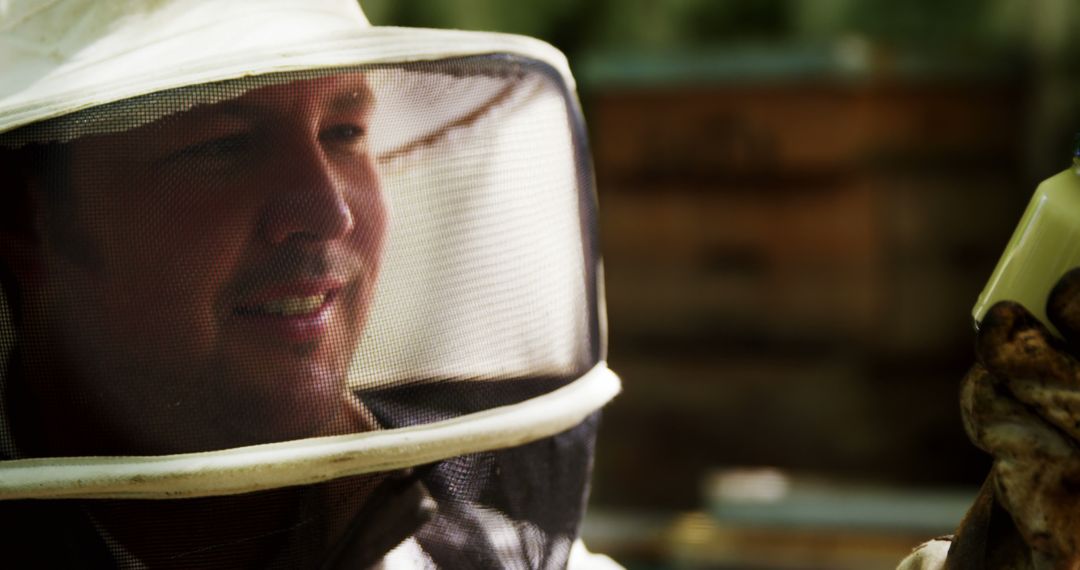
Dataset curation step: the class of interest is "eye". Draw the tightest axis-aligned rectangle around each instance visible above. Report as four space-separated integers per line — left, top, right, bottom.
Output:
320 123 366 145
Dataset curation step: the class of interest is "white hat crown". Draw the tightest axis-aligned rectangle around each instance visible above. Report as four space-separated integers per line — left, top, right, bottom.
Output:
0 0 573 137
0 0 371 133
1 0 370 62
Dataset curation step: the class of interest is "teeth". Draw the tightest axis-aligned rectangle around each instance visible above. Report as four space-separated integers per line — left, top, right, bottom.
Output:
250 294 327 316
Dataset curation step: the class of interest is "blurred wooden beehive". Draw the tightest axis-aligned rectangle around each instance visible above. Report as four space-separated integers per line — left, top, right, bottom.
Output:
585 52 1027 508
595 77 1023 348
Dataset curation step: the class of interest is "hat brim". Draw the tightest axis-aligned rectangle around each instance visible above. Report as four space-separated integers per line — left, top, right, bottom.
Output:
0 26 573 138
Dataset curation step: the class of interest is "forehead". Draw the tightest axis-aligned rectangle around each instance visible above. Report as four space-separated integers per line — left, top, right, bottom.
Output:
188 74 369 125
73 73 373 152
60 72 375 178
220 72 373 114
127 72 373 136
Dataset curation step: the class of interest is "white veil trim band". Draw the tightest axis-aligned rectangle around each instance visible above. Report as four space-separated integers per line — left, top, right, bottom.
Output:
0 363 619 500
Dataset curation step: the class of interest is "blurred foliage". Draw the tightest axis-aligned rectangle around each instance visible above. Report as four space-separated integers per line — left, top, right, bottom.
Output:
840 0 999 45
361 0 794 56
360 0 1056 56
792 0 1030 49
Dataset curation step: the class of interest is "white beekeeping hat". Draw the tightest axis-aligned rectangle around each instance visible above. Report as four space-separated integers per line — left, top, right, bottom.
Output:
0 1 620 567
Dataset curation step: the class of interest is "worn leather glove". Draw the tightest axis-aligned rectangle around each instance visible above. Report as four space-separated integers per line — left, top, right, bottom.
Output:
962 268 1080 570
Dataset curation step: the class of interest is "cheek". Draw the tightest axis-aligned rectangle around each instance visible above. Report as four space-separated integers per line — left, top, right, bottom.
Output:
90 187 257 349
344 164 387 269
359 192 388 267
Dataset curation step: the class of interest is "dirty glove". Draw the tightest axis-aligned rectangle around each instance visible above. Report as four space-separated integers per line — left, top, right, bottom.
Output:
962 268 1080 570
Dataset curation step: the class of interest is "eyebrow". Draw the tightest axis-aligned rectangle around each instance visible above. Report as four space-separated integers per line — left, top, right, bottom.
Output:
182 101 261 124
327 81 375 115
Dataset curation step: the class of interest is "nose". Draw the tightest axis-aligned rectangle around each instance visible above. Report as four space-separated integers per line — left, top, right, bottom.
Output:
259 140 356 245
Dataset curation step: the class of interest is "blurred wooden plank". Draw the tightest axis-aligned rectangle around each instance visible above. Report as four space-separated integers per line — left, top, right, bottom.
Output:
591 81 1021 186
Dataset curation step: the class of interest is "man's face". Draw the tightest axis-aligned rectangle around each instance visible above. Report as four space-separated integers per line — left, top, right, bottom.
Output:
20 73 387 454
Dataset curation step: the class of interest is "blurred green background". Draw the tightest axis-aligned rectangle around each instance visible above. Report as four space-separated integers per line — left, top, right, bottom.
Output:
363 2 1080 568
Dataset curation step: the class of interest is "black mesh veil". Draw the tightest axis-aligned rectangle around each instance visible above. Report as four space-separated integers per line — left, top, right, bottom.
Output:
0 55 611 568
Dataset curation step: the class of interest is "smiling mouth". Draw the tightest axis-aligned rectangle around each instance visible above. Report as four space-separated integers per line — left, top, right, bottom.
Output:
235 293 332 317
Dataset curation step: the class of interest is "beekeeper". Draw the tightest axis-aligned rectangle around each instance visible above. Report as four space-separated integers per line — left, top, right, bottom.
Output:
0 1 622 567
